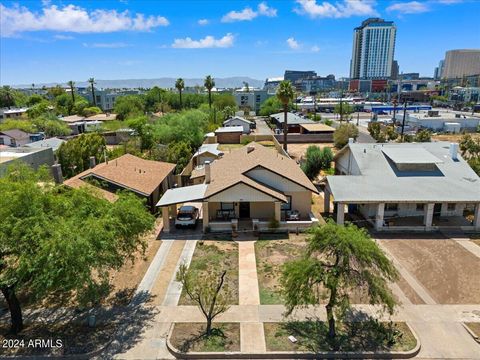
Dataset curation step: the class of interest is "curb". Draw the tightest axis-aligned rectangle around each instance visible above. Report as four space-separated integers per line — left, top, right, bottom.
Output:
166 322 421 359
462 323 480 343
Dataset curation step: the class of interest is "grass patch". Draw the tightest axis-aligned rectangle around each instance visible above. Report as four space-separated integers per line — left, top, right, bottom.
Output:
170 323 240 352
254 234 307 305
178 240 238 305
465 322 480 338
264 320 416 352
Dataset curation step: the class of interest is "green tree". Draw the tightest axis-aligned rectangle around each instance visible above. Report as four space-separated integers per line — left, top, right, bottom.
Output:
204 75 215 109
0 119 36 133
281 221 398 342
83 106 102 117
301 146 333 180
26 100 52 119
55 93 74 115
114 95 145 120
46 85 65 98
166 141 192 173
0 86 27 108
127 116 155 151
459 134 480 175
333 123 359 148
26 94 44 106
0 164 155 334
31 116 72 137
57 133 107 178
334 102 353 122
413 129 431 142
175 78 185 109
176 264 232 336
259 96 288 116
88 77 96 106
276 80 295 152
213 94 236 112
67 80 76 103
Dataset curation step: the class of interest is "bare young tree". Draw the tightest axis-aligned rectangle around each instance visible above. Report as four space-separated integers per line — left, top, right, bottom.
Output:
176 264 231 336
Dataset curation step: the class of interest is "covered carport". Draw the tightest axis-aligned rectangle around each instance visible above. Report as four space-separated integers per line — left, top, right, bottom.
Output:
156 184 207 233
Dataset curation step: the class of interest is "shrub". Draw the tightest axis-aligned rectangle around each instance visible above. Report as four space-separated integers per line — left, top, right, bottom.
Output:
334 123 359 148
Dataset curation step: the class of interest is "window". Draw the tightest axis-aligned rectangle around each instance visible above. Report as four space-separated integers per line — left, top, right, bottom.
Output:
281 196 292 211
447 203 456 211
416 203 424 211
385 203 398 211
220 202 234 211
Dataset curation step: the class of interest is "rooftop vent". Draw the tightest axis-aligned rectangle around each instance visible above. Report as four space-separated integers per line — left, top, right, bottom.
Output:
450 143 459 161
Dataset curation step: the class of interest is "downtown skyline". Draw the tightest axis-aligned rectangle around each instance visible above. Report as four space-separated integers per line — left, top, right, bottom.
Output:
1 0 480 85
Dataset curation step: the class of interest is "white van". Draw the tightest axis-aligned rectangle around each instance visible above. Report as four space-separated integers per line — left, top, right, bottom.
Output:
175 206 199 228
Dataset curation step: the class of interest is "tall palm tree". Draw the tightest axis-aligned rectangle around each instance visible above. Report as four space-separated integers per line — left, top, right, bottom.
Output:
67 80 75 103
204 75 215 109
88 77 96 106
276 81 294 152
175 78 185 109
1 85 15 108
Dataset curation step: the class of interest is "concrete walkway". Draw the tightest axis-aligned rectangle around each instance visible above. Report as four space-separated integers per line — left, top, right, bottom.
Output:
237 240 266 353
455 238 480 259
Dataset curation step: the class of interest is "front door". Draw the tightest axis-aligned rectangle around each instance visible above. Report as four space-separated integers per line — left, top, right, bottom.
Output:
239 202 250 218
433 203 442 217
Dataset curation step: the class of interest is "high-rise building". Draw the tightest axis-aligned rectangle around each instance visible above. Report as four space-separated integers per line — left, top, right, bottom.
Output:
350 18 397 80
442 49 480 79
434 60 444 80
284 70 317 83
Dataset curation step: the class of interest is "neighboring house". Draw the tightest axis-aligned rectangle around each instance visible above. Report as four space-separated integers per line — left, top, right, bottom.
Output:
223 116 254 134
157 142 319 233
86 113 117 121
325 142 480 231
214 126 244 144
25 137 66 152
299 123 335 135
64 154 176 211
269 112 314 133
59 114 108 134
0 129 32 147
179 143 224 186
0 146 54 177
0 107 28 121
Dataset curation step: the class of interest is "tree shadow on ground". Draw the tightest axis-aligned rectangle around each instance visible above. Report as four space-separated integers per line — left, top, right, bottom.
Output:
177 327 226 353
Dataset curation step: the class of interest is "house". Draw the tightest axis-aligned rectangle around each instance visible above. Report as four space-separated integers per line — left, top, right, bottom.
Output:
269 112 314 133
25 137 65 152
0 129 32 147
325 142 480 231
223 116 254 134
393 110 480 133
179 143 224 186
0 146 54 177
157 142 319 233
214 126 244 144
0 107 28 121
85 113 117 121
64 154 176 211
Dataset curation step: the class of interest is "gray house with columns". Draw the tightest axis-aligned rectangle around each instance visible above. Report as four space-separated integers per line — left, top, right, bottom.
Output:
325 142 480 231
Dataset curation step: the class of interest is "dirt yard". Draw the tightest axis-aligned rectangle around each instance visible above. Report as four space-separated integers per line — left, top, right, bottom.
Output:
178 240 239 305
379 237 480 304
170 322 240 352
432 133 480 143
287 143 335 161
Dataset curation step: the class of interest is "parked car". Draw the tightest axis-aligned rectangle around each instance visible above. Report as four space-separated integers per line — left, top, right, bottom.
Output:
175 206 199 228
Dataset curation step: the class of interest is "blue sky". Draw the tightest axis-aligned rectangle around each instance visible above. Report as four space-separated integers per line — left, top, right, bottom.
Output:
1 0 479 85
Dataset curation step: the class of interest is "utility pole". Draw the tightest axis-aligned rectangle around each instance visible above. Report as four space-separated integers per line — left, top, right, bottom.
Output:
401 101 407 142
392 98 398 123
339 89 343 122
356 111 360 126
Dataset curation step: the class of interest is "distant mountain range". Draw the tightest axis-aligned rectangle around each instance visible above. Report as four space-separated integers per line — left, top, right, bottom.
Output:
12 77 265 90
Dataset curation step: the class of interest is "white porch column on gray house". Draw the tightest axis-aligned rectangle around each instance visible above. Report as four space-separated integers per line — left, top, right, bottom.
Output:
375 203 385 231
274 201 281 222
162 206 170 233
474 204 480 230
323 188 331 214
202 202 209 232
336 203 345 225
440 203 448 217
424 203 434 230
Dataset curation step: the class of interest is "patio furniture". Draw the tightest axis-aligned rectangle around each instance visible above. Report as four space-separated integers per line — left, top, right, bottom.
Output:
286 210 300 221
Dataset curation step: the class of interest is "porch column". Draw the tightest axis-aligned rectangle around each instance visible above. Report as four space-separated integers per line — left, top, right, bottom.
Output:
474 203 480 230
336 202 345 225
169 204 177 217
274 201 281 222
440 203 448 217
375 203 385 231
202 202 209 232
323 188 331 214
424 203 434 230
162 206 170 233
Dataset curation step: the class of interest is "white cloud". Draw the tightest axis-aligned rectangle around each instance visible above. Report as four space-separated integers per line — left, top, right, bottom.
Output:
294 0 378 18
386 1 429 13
311 45 320 52
287 37 300 49
54 34 74 40
83 42 130 48
0 3 169 37
198 19 209 25
172 33 234 49
221 2 277 22
436 0 463 3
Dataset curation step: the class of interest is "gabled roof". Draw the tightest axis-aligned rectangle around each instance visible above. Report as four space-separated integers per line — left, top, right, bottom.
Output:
327 142 480 203
193 143 223 157
25 137 65 151
270 112 314 125
0 129 30 139
65 154 175 197
204 142 318 200
223 116 253 125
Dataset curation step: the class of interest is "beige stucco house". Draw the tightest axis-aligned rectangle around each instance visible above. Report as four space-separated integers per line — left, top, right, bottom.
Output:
157 142 319 232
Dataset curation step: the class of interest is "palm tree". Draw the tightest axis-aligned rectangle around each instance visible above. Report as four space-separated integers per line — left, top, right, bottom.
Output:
88 77 96 106
204 75 215 109
67 81 75 103
175 78 185 109
31 83 35 94
276 80 294 152
1 86 15 108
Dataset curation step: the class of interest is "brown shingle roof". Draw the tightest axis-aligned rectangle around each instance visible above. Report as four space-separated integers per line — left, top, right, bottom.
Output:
64 154 175 197
60 115 85 123
86 113 117 121
204 142 317 201
0 129 30 140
